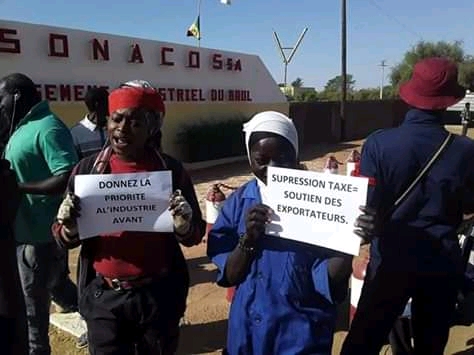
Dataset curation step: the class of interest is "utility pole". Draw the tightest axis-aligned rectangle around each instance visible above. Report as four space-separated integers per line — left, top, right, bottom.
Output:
379 60 388 99
273 28 308 96
340 0 347 140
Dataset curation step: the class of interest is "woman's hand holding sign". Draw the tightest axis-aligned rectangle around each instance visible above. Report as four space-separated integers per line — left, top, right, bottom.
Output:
354 205 376 245
245 204 273 244
169 189 193 238
56 193 81 245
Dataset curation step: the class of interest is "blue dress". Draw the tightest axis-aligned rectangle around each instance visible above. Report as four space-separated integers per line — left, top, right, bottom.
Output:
207 179 339 355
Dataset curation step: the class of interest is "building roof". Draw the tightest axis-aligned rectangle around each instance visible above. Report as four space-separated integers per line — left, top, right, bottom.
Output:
447 91 474 111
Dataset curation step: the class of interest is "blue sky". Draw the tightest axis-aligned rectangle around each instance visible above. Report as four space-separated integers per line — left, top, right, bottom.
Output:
2 0 474 90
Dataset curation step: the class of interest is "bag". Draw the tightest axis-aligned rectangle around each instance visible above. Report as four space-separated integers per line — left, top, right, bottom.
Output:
383 133 454 220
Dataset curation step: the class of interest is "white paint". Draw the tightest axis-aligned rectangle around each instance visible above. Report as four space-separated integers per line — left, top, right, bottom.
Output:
346 162 356 176
350 276 364 309
0 20 286 104
74 171 173 238
206 200 224 223
265 167 368 256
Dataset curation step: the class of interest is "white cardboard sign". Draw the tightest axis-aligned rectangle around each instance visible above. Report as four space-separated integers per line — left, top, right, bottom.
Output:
265 166 369 255
74 171 173 239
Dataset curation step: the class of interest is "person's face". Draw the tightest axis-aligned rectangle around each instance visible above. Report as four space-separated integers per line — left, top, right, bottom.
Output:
0 81 14 127
249 136 297 184
108 107 151 160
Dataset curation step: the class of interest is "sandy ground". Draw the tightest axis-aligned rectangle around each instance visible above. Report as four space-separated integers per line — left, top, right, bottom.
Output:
49 131 474 355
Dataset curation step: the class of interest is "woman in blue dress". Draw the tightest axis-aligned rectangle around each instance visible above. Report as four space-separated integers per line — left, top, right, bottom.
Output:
207 111 376 355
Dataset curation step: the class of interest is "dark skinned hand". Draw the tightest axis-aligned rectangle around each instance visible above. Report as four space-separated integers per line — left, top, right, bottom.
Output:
354 205 377 245
245 204 272 243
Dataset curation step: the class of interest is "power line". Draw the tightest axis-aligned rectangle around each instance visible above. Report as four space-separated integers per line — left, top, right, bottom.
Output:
366 0 423 41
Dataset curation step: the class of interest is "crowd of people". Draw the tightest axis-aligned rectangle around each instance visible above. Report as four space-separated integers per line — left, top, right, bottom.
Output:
0 56 472 355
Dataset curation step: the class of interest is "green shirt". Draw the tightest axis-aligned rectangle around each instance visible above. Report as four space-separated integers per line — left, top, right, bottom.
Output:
5 101 78 244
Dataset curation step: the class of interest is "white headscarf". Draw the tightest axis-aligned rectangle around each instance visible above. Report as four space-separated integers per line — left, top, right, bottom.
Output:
242 111 299 199
242 111 299 162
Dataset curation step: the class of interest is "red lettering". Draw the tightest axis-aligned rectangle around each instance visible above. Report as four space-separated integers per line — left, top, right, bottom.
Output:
176 89 184 101
158 88 166 101
212 54 223 69
199 89 206 101
167 88 175 101
191 89 199 101
235 90 241 102
245 90 252 101
44 84 57 101
73 85 85 101
188 51 200 68
49 33 69 57
161 47 174 66
59 85 71 101
0 28 20 54
128 44 144 63
92 39 109 61
234 59 242 71
226 58 233 71
228 90 234 101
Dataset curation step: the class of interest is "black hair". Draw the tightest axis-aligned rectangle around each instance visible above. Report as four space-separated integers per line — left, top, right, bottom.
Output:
0 73 39 103
84 87 109 112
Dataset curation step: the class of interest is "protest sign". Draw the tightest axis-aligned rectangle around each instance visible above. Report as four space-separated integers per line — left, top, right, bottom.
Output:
265 166 368 255
74 171 173 239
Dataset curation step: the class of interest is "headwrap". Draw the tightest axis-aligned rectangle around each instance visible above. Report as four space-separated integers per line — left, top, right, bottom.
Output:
242 111 299 162
108 80 165 116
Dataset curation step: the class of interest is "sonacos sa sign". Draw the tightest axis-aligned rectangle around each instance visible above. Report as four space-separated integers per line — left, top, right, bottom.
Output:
0 20 286 104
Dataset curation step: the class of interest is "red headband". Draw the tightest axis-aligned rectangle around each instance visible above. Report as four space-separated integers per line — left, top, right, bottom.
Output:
109 86 165 115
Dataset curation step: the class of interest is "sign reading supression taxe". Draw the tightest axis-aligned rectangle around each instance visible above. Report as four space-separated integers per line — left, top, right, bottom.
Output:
74 171 173 239
265 166 369 256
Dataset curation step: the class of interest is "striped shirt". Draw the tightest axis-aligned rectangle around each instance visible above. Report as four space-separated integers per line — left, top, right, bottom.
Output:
70 116 107 159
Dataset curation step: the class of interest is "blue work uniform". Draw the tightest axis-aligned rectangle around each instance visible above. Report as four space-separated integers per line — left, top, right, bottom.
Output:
341 109 474 355
207 179 338 355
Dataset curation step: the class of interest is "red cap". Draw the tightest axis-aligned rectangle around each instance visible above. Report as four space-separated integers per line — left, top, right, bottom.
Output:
109 86 165 115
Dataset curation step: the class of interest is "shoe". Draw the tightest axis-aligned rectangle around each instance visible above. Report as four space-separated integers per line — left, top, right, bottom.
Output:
76 332 88 349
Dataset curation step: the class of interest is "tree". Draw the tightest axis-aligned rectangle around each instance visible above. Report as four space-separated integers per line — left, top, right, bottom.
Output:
390 40 466 90
459 56 474 90
297 91 319 102
319 74 355 101
291 77 304 87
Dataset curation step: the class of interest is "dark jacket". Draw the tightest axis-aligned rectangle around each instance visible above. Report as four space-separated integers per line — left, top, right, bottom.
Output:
52 149 206 305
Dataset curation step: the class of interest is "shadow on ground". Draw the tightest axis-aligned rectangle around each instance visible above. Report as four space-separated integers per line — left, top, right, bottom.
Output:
187 256 217 287
177 319 227 355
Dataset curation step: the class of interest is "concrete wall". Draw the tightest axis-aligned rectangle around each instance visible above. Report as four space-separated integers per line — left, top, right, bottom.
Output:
290 100 411 148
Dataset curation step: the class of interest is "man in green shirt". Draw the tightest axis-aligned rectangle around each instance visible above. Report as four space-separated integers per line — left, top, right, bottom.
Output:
0 73 78 355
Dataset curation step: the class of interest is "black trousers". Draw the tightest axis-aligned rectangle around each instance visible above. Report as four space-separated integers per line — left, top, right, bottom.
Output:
79 273 188 355
341 267 458 355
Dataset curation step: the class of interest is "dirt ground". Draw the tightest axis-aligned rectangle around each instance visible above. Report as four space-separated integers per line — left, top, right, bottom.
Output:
49 136 474 355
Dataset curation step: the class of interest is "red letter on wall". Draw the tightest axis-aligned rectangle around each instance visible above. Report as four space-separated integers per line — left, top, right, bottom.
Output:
0 28 21 54
212 54 223 70
49 34 69 57
92 39 110 61
188 51 200 68
160 47 174 66
128 44 144 63
234 59 242 71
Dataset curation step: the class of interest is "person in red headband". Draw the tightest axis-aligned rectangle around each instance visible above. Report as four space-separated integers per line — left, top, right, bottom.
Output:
51 80 205 355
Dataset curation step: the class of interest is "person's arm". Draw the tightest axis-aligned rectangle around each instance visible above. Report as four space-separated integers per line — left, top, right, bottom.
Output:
173 166 206 247
51 164 82 250
19 125 78 195
19 173 70 195
207 192 252 287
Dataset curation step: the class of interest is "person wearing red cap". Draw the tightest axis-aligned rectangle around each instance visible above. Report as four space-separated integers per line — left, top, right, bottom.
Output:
51 80 205 355
341 57 474 355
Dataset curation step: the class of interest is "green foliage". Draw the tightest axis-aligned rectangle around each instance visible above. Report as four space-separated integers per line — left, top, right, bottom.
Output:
390 40 474 90
175 116 248 162
291 77 304 87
